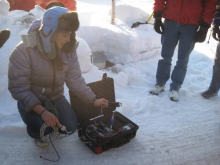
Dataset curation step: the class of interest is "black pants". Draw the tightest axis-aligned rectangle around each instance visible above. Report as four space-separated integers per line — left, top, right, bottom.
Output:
18 96 78 139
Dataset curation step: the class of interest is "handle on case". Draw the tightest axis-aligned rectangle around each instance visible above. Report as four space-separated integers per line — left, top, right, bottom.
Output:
102 73 107 79
108 102 122 107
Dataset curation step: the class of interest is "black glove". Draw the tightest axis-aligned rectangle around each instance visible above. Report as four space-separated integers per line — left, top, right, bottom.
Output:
153 11 164 34
212 24 220 41
194 21 210 43
0 29 10 48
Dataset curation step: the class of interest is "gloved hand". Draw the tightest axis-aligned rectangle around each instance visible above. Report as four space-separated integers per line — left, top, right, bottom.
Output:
212 24 220 41
194 21 210 43
153 11 164 34
154 19 164 34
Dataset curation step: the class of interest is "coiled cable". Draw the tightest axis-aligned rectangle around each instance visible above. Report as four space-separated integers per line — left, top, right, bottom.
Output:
39 124 69 162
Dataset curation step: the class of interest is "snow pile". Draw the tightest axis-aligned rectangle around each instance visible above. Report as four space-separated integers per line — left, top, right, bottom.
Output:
9 10 35 26
115 72 128 87
29 5 45 19
0 0 10 15
77 4 161 64
115 4 149 26
76 37 94 73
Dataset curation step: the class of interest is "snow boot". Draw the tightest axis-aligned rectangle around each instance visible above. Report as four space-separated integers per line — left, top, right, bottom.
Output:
169 89 179 102
149 85 165 95
201 89 218 99
34 139 49 148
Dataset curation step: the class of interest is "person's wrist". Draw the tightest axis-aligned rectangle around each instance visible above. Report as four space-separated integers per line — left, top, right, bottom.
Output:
40 109 47 117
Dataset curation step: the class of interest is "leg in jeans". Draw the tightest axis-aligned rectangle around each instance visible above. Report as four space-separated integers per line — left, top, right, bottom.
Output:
209 42 220 93
51 96 78 134
18 100 52 139
156 19 179 86
170 24 198 91
18 96 78 139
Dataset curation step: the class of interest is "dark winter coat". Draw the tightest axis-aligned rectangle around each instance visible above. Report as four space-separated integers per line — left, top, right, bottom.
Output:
153 0 218 25
8 31 96 112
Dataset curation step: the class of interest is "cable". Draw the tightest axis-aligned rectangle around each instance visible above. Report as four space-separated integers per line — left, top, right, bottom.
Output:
86 125 96 141
40 134 60 162
39 124 58 142
81 106 123 146
85 117 122 141
39 123 69 162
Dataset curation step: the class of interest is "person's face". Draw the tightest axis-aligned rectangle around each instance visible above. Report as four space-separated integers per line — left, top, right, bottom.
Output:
54 32 72 49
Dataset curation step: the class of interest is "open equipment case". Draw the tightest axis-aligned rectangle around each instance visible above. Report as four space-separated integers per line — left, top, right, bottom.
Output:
69 73 139 154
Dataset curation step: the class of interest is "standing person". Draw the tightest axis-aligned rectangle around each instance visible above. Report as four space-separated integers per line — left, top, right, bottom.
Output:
8 7 108 148
149 0 217 101
202 1 220 99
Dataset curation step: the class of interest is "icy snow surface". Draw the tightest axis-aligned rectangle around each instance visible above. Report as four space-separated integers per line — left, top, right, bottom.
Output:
1 0 220 165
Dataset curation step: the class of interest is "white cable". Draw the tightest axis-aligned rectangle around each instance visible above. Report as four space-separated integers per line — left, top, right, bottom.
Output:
86 125 96 141
40 124 69 142
40 124 59 142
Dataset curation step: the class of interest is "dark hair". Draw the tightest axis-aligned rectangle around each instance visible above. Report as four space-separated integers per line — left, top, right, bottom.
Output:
56 11 79 53
45 2 65 10
52 11 80 71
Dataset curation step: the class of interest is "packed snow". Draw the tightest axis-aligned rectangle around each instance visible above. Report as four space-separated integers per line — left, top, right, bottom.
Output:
1 0 220 165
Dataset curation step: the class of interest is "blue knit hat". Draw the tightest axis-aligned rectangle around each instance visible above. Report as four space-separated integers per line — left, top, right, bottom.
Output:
40 7 70 56
42 6 70 36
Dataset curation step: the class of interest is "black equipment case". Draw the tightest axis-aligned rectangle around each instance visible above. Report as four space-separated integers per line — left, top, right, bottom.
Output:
69 73 139 154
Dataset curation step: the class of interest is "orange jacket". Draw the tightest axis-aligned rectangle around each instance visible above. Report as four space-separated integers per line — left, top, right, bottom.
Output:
153 0 218 25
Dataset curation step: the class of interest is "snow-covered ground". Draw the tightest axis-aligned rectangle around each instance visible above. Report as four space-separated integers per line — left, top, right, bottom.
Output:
1 0 220 165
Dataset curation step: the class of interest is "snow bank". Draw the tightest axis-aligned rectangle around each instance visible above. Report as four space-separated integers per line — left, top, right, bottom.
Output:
78 4 161 64
29 5 45 19
76 37 94 73
0 0 10 15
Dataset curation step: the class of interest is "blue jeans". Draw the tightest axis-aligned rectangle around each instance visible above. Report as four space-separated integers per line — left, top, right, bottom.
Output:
156 19 198 91
208 42 220 93
18 96 78 139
